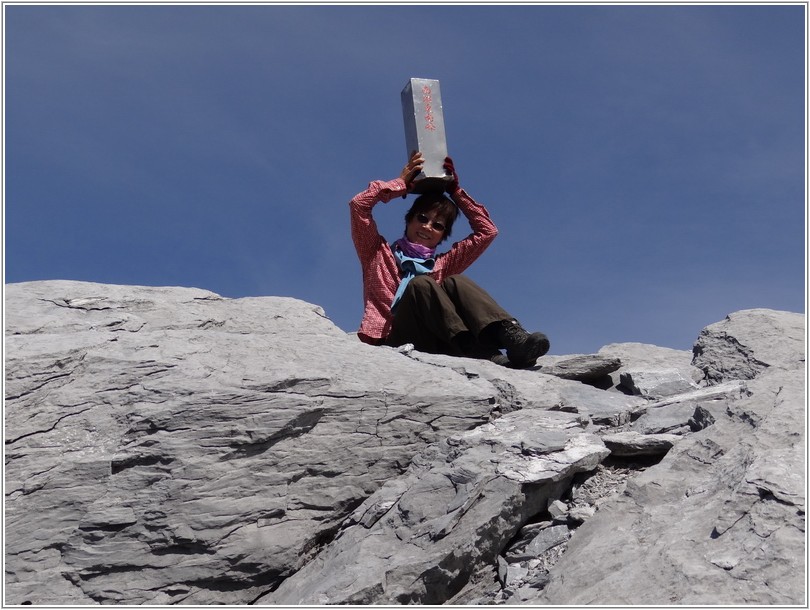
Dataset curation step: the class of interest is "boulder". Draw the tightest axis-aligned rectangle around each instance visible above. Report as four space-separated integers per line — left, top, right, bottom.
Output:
527 314 806 605
539 354 622 382
692 308 805 384
4 281 498 605
598 342 704 391
600 431 682 457
618 368 699 398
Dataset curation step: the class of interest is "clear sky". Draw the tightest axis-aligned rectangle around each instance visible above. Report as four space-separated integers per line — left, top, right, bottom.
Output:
4 3 806 355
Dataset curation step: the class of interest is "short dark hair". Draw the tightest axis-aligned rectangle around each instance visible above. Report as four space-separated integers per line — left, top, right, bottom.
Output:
404 193 459 244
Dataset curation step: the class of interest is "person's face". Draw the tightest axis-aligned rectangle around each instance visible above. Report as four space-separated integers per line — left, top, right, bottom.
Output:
406 210 447 249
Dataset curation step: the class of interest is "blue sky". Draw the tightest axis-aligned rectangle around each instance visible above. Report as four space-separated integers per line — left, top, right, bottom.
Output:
4 3 806 355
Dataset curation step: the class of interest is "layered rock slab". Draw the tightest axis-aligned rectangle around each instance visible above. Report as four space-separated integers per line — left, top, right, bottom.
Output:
692 308 805 383
5 281 804 606
528 309 806 605
4 281 500 605
259 409 609 605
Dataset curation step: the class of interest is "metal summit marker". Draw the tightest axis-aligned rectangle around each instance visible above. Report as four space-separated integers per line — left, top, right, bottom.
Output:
401 78 452 194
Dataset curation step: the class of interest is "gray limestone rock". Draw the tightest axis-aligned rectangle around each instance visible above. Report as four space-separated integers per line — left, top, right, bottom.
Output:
258 408 609 605
629 381 749 435
506 524 570 561
600 431 682 457
597 342 704 393
538 355 622 382
688 404 716 431
692 308 805 384
4 281 804 606
4 281 499 605
567 504 595 524
619 368 699 399
547 499 568 520
405 349 647 427
527 344 805 604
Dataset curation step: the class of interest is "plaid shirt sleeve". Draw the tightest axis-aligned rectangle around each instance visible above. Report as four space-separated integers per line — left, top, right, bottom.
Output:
432 187 498 280
350 178 407 261
350 178 408 343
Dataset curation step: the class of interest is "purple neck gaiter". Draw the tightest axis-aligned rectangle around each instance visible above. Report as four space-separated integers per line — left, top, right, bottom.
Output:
393 234 436 260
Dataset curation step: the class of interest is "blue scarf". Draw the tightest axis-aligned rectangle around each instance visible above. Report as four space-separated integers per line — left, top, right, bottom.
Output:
390 243 435 312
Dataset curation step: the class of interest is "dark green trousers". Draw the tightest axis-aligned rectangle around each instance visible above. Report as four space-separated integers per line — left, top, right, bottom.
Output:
385 274 512 356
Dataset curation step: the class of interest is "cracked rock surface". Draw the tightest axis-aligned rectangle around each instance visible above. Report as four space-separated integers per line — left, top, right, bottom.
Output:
4 281 805 605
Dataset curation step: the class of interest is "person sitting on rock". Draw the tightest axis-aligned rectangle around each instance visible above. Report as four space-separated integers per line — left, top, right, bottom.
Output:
349 151 550 368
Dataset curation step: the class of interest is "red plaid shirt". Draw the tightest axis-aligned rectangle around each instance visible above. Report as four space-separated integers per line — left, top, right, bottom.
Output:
350 177 498 344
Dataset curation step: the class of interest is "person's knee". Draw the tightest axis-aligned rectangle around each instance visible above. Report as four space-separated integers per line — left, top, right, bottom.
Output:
442 274 463 288
408 274 439 293
442 274 477 293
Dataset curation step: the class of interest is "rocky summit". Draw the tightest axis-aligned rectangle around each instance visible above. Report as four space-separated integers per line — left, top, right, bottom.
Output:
4 280 806 605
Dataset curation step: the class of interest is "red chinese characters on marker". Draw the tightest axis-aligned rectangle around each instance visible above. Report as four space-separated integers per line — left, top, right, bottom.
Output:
422 85 437 131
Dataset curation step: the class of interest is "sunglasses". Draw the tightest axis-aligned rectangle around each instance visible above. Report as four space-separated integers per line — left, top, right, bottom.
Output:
415 213 447 233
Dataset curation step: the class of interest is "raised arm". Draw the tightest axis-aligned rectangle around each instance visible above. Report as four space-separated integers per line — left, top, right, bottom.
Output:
349 152 424 262
436 157 498 274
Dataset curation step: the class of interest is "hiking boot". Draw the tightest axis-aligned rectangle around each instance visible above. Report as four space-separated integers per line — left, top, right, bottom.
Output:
470 347 511 367
454 331 511 366
497 320 550 368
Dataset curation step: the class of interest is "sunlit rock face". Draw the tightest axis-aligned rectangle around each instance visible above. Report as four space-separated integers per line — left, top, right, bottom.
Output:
4 280 804 605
